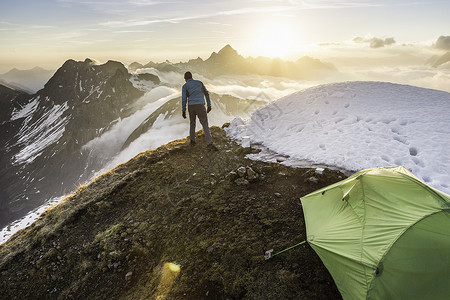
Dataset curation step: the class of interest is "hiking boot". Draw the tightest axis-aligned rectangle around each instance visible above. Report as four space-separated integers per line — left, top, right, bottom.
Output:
190 140 196 146
207 144 218 151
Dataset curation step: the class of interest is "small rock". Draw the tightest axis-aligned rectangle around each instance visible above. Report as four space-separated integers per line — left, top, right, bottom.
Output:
125 271 133 281
308 176 319 183
237 166 247 177
234 178 249 186
228 171 239 181
274 192 282 198
246 167 257 180
315 168 325 175
207 246 214 253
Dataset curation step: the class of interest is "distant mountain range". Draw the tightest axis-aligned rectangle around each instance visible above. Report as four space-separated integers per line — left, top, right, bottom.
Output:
0 67 55 93
129 44 337 79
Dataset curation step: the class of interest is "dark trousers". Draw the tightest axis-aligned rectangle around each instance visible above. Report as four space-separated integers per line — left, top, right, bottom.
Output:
188 104 212 145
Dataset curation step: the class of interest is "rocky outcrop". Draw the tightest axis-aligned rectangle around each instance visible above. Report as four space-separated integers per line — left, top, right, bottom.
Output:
0 59 144 227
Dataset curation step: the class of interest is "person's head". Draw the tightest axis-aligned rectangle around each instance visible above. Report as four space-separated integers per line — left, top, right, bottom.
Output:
184 71 192 81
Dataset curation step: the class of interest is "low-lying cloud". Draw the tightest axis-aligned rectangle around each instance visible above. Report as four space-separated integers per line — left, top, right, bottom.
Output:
82 86 179 160
353 36 396 48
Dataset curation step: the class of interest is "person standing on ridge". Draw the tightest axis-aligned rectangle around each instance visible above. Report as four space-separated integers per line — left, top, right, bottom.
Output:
182 71 216 149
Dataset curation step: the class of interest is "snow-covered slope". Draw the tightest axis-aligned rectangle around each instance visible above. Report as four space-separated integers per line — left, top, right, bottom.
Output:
227 81 450 194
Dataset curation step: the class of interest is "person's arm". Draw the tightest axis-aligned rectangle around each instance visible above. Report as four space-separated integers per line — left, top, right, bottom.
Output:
202 83 211 107
182 84 188 112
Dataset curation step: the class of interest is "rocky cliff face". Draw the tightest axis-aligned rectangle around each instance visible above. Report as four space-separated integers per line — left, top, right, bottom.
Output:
0 127 344 299
0 84 29 123
0 59 145 227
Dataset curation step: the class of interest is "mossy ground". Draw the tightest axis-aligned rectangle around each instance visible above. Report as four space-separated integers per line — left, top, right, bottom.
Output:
0 126 344 299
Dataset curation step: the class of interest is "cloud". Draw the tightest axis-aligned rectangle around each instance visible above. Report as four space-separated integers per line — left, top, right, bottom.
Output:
347 65 450 93
317 42 342 47
288 0 383 9
353 36 396 48
83 86 179 160
99 6 292 27
434 36 450 51
57 0 163 6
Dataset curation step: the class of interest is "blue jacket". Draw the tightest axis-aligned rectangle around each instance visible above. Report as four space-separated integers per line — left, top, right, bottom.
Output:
181 78 211 112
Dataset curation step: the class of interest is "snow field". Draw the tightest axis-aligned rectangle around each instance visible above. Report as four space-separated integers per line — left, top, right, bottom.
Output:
227 81 450 194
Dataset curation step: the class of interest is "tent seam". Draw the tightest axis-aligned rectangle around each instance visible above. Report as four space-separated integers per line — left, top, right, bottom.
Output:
397 171 450 204
358 175 371 300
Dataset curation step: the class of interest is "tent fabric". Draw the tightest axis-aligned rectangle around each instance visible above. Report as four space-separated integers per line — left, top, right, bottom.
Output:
300 166 450 299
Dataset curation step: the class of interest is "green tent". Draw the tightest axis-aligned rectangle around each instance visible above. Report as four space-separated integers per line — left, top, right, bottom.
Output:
300 166 450 299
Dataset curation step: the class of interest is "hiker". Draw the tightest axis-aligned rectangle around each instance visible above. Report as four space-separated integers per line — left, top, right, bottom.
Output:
181 71 216 149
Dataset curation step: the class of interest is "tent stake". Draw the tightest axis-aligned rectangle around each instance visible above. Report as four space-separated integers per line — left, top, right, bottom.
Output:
265 240 307 260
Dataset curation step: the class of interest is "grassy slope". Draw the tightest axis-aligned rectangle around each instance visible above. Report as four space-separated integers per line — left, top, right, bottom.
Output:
0 126 344 299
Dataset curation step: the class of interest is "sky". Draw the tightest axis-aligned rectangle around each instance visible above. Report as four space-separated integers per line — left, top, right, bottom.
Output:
1 0 449 73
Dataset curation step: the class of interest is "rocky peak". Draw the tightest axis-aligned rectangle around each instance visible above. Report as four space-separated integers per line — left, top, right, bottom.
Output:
205 44 244 66
128 62 144 72
103 60 128 76
218 44 238 56
43 59 138 104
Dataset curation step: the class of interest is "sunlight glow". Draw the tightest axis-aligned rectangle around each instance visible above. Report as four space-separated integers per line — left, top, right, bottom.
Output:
156 262 181 299
168 262 181 272
250 20 300 58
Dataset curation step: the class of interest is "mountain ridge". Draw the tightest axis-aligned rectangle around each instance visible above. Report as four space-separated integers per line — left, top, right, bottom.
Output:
0 126 344 299
131 44 336 80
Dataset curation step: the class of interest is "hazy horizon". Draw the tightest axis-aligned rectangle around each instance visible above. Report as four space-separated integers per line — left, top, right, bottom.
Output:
1 0 449 91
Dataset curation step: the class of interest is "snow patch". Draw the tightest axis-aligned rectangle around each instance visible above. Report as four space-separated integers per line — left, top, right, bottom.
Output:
10 96 40 121
13 102 70 165
227 81 450 194
0 196 64 244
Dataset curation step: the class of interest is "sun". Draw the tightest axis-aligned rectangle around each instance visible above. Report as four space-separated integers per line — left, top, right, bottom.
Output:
251 21 299 58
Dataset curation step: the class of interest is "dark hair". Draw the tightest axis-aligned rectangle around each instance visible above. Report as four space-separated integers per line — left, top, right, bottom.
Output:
184 71 192 80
